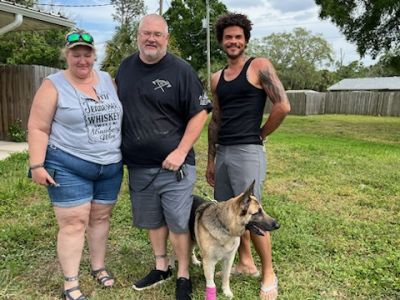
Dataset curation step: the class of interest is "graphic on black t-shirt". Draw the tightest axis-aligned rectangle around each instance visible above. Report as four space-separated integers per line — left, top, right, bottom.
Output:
152 79 172 92
199 91 211 106
79 91 121 143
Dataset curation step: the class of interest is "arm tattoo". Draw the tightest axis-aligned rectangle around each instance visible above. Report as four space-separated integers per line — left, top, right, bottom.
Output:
208 101 220 162
259 67 286 104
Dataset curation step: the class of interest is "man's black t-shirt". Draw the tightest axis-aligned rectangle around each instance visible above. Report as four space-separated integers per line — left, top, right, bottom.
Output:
116 53 211 168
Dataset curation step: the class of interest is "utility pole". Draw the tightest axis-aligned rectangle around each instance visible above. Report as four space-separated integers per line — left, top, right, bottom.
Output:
206 0 211 91
159 0 163 15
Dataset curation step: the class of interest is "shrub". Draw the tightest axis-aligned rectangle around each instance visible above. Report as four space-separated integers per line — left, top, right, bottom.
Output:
8 119 26 142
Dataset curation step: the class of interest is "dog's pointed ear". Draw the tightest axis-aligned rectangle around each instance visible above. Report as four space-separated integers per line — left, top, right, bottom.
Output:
239 180 256 216
245 180 256 197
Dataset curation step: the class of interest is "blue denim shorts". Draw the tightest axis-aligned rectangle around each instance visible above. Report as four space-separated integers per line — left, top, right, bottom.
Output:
45 144 123 208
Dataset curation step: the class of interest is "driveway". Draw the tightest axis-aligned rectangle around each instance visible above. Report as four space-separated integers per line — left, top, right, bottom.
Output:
0 141 28 160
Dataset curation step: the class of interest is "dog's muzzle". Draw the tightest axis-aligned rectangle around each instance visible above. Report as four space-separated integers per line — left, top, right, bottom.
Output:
246 220 280 236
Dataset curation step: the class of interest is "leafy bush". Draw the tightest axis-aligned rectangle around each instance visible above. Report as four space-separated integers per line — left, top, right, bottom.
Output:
8 119 26 142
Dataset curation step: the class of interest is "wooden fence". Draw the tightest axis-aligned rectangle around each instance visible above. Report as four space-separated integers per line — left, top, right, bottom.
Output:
0 65 59 140
286 90 325 115
325 91 400 116
266 90 400 116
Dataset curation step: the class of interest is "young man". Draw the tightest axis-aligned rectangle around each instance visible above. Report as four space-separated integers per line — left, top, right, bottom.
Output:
206 13 291 300
116 14 211 300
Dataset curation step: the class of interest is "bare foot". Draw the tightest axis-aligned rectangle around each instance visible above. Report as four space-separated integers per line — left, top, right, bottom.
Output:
231 264 260 277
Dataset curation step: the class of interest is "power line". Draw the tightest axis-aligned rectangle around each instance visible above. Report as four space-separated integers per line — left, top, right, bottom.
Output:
37 2 112 7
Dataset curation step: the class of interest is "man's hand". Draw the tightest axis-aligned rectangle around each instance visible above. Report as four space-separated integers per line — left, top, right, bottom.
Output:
162 148 186 171
206 161 216 187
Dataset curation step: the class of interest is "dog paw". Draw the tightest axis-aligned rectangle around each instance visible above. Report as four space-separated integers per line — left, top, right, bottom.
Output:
222 288 233 298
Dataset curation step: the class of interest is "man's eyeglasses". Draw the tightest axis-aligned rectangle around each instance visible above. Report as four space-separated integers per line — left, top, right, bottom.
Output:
66 32 94 45
138 31 166 39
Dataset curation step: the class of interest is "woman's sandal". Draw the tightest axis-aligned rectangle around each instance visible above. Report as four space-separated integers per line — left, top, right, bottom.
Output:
62 286 87 300
62 275 87 300
91 267 114 287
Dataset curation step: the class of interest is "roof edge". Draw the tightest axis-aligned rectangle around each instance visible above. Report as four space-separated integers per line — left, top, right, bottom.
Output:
0 0 74 28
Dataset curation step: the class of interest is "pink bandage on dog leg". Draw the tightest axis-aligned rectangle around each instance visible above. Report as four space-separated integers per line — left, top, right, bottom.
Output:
205 286 217 300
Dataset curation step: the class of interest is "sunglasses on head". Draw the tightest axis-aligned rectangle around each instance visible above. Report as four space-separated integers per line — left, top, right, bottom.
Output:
66 32 94 45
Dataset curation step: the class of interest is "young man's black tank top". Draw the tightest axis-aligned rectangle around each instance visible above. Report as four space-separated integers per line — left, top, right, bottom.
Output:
216 57 267 146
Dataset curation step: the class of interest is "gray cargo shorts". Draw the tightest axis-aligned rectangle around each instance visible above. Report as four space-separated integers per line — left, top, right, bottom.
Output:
128 164 196 233
214 144 266 202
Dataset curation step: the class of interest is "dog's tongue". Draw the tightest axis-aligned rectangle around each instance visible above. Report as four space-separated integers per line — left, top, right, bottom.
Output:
245 223 265 236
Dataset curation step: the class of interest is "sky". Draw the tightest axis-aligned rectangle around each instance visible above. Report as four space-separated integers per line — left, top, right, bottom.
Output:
37 0 377 68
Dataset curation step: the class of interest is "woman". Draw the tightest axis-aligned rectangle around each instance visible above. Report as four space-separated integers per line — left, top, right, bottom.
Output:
27 30 123 300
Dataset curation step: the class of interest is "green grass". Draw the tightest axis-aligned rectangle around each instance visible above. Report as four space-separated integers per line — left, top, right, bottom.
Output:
0 115 399 299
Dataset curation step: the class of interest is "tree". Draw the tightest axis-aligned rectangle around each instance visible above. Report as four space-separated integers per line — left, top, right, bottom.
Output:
0 30 67 68
101 0 145 76
164 0 228 75
333 61 369 79
248 28 334 91
101 25 136 76
372 49 400 75
0 0 68 68
111 0 145 26
315 0 400 60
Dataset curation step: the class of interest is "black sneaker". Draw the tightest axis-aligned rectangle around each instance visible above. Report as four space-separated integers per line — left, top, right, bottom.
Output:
132 266 173 291
176 277 192 300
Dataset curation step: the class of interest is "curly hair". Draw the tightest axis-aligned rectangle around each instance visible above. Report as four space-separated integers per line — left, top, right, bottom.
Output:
215 13 253 43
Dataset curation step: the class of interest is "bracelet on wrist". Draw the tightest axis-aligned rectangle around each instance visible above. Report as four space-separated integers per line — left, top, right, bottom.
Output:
29 163 44 170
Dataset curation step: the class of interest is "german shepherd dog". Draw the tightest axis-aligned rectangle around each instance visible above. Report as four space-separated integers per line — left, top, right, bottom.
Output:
190 181 280 299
